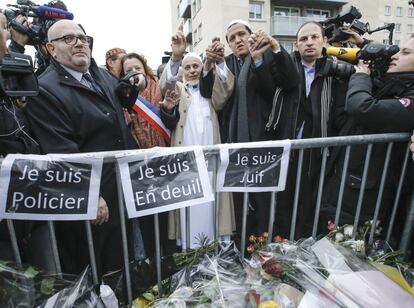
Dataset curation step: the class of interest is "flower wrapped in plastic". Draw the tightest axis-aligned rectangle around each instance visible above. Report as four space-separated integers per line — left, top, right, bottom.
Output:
310 237 414 307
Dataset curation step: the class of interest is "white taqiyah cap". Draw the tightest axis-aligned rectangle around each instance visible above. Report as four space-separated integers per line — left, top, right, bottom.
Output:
182 52 202 65
227 19 251 31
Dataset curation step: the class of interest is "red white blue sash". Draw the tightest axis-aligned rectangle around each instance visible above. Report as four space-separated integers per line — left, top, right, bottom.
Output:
132 95 171 144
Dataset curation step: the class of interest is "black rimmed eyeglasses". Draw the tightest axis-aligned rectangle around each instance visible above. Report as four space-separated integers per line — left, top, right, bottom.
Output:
50 34 92 46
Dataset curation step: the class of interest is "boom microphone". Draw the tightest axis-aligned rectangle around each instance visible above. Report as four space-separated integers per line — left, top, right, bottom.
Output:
327 47 360 62
36 5 73 20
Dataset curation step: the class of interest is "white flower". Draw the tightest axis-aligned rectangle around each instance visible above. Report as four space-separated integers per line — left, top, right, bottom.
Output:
352 240 365 253
335 232 344 242
343 225 354 238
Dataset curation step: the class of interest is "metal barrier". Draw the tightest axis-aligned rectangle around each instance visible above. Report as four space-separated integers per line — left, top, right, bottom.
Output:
1 132 413 305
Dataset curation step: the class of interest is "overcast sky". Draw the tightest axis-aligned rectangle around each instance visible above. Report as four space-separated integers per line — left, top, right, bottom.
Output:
0 0 173 69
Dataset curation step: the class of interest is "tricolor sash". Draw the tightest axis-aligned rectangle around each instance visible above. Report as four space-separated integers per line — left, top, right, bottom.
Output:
132 95 171 144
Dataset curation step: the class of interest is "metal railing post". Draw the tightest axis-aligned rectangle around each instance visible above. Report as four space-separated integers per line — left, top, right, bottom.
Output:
386 143 410 242
240 192 249 258
352 144 373 239
312 147 329 238
154 214 162 296
335 145 351 225
47 221 62 276
267 192 277 244
290 149 304 240
369 143 393 245
115 164 133 304
85 221 99 285
6 220 22 268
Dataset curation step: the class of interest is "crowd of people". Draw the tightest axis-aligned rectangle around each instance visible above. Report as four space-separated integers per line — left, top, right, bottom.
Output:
1 6 414 280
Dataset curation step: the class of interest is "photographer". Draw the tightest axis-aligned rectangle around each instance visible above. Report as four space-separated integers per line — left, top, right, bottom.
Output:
0 12 58 272
320 36 414 230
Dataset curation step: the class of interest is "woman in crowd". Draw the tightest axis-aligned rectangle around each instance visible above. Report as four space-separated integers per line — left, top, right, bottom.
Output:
120 52 168 148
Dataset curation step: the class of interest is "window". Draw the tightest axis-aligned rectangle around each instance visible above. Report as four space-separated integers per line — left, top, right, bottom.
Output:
385 5 391 16
306 8 330 19
396 23 401 32
409 8 414 17
193 28 198 45
408 24 413 33
273 6 300 17
249 1 264 19
280 40 295 52
197 23 202 42
396 7 403 17
395 40 400 46
383 39 389 45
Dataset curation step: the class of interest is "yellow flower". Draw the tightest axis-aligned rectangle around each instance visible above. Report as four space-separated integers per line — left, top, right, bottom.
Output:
258 300 279 308
132 297 149 308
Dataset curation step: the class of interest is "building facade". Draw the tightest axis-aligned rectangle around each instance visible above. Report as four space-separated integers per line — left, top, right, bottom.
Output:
171 0 414 57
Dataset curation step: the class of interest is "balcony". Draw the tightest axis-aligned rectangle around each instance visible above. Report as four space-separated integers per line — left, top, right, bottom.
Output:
272 0 347 9
271 15 326 37
183 19 192 42
179 0 191 19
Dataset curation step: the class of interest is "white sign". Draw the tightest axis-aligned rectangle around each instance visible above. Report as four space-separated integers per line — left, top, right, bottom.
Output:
216 140 291 192
0 154 102 221
117 146 213 218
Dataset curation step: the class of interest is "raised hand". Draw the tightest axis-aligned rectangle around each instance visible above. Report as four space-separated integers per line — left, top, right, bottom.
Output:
248 30 280 61
160 89 179 113
171 32 187 62
205 37 225 71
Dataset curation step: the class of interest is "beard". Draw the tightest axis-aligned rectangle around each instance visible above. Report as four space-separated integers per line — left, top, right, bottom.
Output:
186 79 199 87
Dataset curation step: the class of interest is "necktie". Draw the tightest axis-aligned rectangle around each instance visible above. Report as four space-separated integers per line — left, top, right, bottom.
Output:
82 73 104 96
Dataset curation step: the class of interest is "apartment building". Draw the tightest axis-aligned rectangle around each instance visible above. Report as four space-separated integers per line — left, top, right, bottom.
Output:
171 0 414 57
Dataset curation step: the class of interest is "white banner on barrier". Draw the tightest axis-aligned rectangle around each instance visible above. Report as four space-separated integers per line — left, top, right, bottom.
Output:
216 140 291 192
117 146 213 218
0 154 103 221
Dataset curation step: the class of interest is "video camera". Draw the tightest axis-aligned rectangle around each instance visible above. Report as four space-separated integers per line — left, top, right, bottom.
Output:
321 43 400 80
0 52 38 99
2 0 74 46
321 6 368 44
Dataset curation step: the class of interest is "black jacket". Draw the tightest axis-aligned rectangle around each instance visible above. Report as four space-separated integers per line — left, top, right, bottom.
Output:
214 47 299 143
271 51 348 141
321 72 414 225
25 59 135 226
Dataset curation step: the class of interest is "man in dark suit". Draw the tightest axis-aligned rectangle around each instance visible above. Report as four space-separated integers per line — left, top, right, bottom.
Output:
26 20 136 277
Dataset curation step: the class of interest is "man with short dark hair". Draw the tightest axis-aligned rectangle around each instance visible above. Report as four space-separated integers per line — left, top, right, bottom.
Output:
273 21 349 238
26 20 136 276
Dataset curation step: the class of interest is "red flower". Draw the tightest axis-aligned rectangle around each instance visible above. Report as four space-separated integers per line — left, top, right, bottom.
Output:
262 231 269 238
327 220 336 231
247 245 254 253
258 236 265 243
249 235 256 242
244 289 260 305
273 235 283 242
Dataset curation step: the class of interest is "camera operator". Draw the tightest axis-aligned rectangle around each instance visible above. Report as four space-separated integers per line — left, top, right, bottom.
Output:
8 14 30 54
320 36 414 231
0 12 59 272
4 0 70 75
273 21 349 237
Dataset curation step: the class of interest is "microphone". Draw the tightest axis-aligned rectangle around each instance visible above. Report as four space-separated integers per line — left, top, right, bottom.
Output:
326 47 360 62
35 5 74 20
